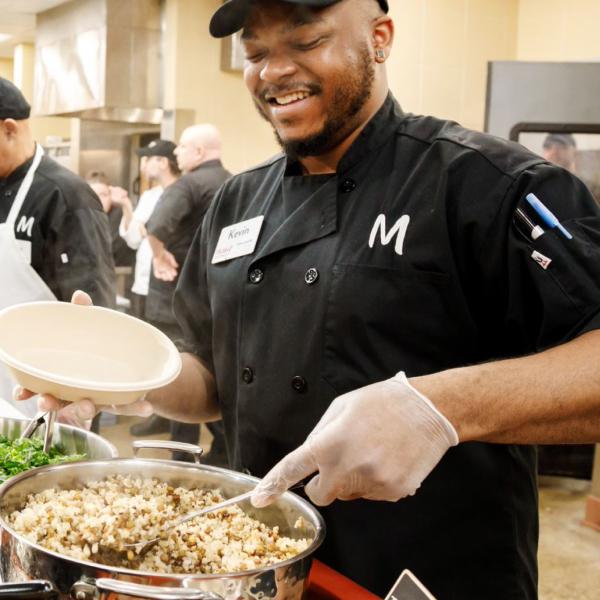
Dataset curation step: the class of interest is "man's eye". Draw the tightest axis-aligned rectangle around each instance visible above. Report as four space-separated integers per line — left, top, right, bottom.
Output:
245 52 266 64
294 37 323 51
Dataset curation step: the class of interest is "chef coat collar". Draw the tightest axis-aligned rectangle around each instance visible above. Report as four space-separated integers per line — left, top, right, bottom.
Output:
283 92 403 176
0 153 35 186
337 93 402 174
190 159 224 172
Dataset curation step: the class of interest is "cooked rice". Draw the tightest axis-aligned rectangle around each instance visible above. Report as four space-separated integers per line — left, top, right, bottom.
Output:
7 475 311 574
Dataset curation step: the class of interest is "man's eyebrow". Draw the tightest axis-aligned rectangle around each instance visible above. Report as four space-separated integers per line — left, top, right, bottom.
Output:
241 11 325 40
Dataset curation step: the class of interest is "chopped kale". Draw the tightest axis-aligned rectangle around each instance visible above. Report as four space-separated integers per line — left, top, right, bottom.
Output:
0 435 86 483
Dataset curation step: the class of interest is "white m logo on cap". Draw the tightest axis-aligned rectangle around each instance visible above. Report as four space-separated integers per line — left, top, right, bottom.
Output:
368 214 410 256
16 215 34 237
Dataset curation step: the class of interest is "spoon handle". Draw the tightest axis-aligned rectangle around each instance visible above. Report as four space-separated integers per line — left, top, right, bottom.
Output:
176 489 255 527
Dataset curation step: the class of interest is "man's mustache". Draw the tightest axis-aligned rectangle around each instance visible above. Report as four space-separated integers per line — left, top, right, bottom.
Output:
258 82 322 103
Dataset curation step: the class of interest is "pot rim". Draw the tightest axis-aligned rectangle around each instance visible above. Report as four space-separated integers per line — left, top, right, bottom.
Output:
0 458 325 579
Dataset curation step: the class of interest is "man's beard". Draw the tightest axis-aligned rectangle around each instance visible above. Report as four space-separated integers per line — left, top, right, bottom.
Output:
254 44 375 159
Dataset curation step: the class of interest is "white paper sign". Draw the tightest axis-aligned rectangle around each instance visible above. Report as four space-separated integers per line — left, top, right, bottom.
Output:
212 216 264 264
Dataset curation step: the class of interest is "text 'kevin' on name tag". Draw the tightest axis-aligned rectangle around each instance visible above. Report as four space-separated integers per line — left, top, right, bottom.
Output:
212 216 264 264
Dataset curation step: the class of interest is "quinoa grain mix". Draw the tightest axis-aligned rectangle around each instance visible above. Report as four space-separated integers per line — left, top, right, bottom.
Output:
8 475 311 574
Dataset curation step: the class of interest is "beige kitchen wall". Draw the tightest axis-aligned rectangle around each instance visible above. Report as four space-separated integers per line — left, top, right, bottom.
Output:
0 58 13 81
517 0 600 60
389 0 519 131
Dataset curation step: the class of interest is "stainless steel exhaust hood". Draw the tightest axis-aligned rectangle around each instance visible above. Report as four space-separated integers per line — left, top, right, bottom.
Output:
33 0 163 123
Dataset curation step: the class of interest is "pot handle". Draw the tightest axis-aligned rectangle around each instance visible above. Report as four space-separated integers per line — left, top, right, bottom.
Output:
132 440 204 464
0 580 58 599
94 578 223 599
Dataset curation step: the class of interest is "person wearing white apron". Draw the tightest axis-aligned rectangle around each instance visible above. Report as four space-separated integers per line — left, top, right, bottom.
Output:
0 143 56 416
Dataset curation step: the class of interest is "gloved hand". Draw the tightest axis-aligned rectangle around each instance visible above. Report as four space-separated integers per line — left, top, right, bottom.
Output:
13 290 154 428
251 372 459 507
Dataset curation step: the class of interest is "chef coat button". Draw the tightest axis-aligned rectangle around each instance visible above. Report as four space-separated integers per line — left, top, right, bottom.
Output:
304 267 319 285
242 367 254 384
248 268 264 284
291 375 307 393
340 178 356 193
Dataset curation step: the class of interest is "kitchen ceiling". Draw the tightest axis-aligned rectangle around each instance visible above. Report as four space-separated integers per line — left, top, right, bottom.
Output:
0 0 72 58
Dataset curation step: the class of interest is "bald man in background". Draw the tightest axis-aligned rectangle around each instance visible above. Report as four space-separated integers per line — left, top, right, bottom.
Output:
142 124 230 459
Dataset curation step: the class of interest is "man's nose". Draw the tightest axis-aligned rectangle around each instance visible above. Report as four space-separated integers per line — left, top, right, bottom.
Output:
260 54 297 83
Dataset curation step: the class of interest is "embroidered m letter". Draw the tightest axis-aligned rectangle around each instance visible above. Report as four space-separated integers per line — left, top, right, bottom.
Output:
368 214 410 256
16 216 35 237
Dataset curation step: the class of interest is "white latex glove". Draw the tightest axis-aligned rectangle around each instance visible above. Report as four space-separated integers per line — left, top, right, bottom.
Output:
251 372 459 507
14 290 154 429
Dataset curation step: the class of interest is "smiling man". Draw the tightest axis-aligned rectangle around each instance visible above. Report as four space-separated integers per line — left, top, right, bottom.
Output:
30 1 600 598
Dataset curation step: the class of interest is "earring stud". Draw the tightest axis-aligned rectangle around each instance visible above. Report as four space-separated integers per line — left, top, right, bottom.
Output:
375 49 385 60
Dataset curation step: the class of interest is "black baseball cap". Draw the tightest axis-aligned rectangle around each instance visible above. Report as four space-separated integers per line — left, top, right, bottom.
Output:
136 139 177 159
0 77 31 120
210 0 389 38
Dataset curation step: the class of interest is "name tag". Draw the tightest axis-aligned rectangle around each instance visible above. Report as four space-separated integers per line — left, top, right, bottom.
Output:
212 216 264 264
15 239 32 264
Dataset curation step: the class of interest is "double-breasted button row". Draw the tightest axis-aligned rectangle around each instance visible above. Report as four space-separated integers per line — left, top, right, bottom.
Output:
241 368 307 393
291 375 307 393
248 268 264 284
340 178 356 193
304 267 319 285
249 266 319 286
241 367 254 383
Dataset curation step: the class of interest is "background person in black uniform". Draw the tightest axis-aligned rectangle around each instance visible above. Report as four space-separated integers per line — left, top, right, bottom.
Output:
0 76 115 419
27 1 600 598
128 139 181 437
143 125 231 460
0 79 115 307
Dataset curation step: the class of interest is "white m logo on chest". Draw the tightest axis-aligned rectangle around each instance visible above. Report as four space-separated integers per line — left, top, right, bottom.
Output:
16 215 34 237
368 214 410 256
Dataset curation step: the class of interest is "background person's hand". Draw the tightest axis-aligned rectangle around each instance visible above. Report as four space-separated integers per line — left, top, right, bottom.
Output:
13 290 154 428
108 186 132 210
153 250 179 281
251 372 459 507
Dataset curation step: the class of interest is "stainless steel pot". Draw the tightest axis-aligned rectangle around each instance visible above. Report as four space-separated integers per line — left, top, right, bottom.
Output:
0 443 325 600
0 417 118 461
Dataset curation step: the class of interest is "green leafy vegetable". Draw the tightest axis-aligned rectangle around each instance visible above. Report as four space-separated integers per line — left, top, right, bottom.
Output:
0 435 86 483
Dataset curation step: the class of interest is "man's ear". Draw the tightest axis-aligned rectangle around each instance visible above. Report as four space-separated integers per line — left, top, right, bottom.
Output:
372 15 394 59
2 119 19 139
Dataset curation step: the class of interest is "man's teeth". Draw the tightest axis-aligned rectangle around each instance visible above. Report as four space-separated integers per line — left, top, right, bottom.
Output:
273 92 310 105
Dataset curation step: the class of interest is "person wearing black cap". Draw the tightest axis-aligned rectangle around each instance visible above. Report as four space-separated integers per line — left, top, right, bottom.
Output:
28 2 600 598
124 138 181 437
132 132 231 462
0 76 115 415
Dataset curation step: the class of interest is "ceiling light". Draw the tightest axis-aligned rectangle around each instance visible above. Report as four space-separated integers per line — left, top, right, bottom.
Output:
0 34 13 43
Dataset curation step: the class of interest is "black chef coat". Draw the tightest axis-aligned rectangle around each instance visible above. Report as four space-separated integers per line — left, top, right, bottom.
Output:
0 154 116 308
174 95 600 599
145 160 230 325
107 205 135 267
